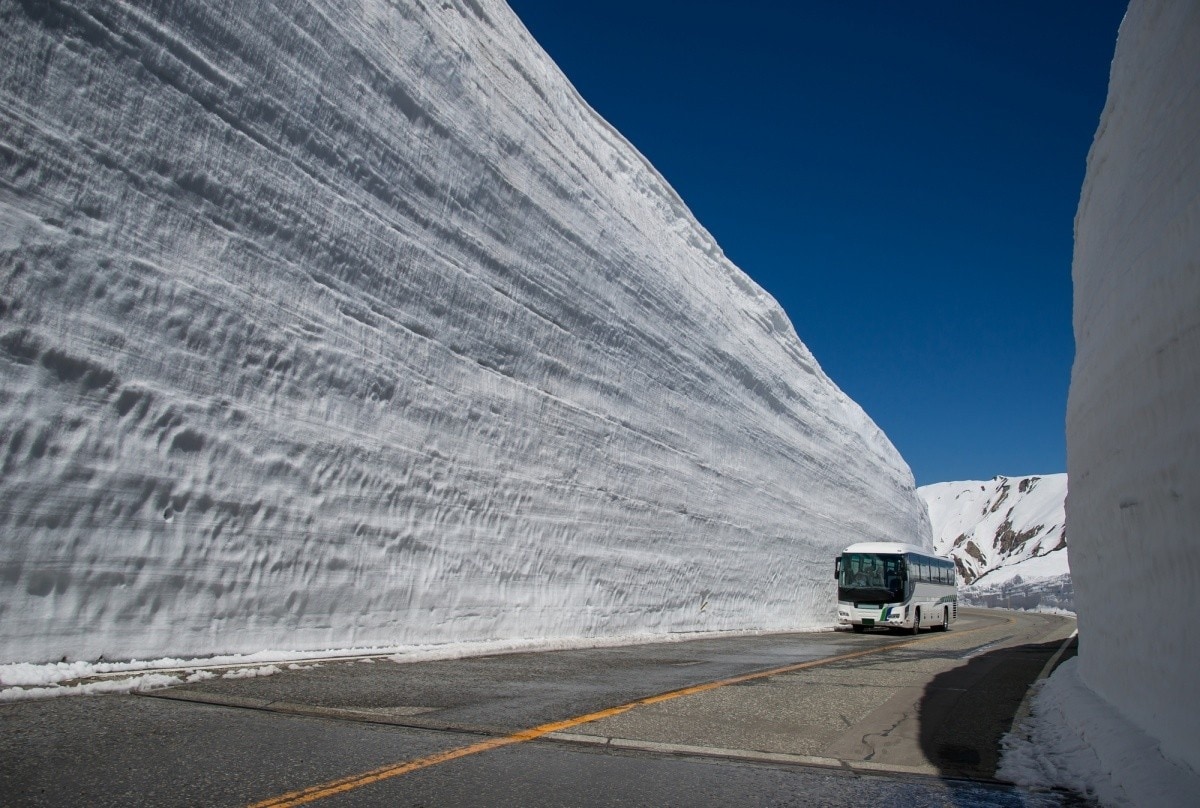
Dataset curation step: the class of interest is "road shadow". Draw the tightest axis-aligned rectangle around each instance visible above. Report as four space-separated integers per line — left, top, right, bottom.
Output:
917 634 1077 783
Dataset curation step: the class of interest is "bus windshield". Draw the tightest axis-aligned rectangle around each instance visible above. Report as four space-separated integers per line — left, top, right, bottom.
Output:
838 552 904 603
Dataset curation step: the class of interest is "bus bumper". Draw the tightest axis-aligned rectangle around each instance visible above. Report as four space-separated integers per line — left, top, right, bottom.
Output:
838 604 907 629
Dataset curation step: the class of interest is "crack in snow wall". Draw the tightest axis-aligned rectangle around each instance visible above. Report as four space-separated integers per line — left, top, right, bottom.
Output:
1067 0 1200 780
0 0 929 664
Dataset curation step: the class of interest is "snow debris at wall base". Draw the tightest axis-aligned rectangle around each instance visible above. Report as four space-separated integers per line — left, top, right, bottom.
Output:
1001 657 1198 807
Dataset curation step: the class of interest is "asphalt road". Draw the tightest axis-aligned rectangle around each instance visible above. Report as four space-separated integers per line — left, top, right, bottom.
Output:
0 608 1088 807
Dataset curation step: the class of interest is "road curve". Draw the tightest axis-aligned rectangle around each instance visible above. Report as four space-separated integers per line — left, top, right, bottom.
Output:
0 609 1084 807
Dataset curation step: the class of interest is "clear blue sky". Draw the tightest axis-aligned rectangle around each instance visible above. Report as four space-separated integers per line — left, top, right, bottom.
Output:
506 1 1128 486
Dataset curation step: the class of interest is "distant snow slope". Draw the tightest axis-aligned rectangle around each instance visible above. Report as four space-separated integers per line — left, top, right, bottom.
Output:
0 0 929 665
919 475 1071 612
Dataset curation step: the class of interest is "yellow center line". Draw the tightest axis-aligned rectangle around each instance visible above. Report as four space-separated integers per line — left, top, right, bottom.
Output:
248 617 1010 807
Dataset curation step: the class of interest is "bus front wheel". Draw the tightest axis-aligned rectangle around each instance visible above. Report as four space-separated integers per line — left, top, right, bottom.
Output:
909 607 921 635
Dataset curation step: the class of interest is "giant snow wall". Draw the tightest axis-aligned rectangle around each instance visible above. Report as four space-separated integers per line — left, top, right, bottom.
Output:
1067 0 1200 778
0 0 930 665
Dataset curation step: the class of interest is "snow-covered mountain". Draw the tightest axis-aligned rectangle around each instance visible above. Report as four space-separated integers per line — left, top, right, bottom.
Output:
919 474 1071 612
0 0 930 666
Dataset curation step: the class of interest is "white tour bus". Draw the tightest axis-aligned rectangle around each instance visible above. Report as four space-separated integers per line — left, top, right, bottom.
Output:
835 542 957 633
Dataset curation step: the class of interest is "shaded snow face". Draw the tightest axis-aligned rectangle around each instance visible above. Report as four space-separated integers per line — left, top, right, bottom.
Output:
0 0 928 664
1067 0 1200 779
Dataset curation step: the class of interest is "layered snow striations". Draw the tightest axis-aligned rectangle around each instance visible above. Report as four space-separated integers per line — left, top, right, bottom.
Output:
920 474 1071 612
0 0 929 666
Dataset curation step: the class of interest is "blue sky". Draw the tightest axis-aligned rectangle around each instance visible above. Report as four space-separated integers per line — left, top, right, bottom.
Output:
506 1 1129 486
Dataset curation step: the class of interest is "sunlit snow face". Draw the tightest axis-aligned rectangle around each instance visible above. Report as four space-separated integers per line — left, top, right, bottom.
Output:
0 0 927 666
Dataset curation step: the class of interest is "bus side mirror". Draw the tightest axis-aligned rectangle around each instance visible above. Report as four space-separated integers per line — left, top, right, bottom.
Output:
834 558 841 580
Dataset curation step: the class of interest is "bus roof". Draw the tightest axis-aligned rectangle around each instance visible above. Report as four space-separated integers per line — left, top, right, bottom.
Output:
840 541 943 558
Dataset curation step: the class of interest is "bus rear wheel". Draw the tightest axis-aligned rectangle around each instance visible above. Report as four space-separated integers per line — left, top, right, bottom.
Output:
937 608 949 631
909 607 921 635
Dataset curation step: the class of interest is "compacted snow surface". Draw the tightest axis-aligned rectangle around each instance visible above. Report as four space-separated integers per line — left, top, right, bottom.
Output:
1002 658 1197 808
920 474 1072 612
0 0 929 671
